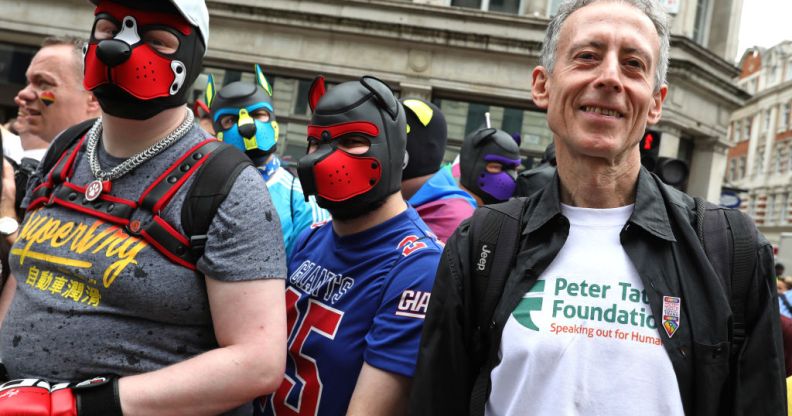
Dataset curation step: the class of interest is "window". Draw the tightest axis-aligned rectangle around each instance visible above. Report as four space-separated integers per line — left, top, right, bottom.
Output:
767 194 775 224
547 0 563 15
293 79 312 116
733 120 741 142
775 144 786 173
782 193 789 224
0 43 37 85
788 143 792 173
740 156 747 178
754 145 765 176
692 0 710 45
501 107 524 136
786 59 792 81
0 42 38 122
435 97 553 160
743 116 752 139
782 103 791 132
450 0 481 8
769 65 779 85
450 0 521 14
464 103 490 137
488 0 521 13
764 109 772 132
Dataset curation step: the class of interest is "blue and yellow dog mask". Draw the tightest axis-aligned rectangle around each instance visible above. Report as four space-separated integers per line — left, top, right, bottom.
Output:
206 65 279 165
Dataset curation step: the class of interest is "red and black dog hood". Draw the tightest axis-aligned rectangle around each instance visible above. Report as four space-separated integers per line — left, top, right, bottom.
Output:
298 76 407 215
83 0 208 120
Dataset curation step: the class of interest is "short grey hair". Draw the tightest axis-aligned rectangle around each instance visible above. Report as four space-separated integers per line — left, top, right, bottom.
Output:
540 0 670 91
40 35 86 83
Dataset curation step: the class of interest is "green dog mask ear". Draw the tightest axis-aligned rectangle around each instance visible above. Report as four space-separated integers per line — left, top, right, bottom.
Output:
255 64 273 97
205 73 217 109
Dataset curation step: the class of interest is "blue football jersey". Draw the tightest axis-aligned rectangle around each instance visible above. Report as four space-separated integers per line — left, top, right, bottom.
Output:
255 207 443 416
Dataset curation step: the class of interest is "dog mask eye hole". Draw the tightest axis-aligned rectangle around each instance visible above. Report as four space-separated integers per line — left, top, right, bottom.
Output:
93 19 119 40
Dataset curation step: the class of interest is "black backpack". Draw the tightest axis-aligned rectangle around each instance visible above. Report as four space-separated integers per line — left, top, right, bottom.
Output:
466 195 757 414
26 118 252 266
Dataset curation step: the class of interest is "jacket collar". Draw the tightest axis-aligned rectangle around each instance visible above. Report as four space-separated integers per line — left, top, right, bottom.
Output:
523 170 563 236
522 166 675 242
631 167 676 242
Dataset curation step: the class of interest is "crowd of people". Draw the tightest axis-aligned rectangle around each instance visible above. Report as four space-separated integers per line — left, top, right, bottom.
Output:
0 0 785 415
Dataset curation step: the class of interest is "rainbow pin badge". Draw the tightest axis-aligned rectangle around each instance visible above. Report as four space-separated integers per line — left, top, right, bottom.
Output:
40 91 56 107
662 296 681 338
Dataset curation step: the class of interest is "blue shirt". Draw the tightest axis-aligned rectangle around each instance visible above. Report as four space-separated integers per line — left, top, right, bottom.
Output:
408 167 476 209
779 290 792 318
259 156 329 256
256 207 443 416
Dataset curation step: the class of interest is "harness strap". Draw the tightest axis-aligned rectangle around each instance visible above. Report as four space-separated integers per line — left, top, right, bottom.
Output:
50 182 137 226
139 140 223 213
28 135 88 210
27 138 225 270
132 139 224 270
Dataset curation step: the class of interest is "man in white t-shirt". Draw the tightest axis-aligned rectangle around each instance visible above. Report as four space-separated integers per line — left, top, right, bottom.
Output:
410 1 786 415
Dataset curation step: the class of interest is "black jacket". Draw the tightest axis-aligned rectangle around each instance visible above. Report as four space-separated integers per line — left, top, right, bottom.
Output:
410 168 785 416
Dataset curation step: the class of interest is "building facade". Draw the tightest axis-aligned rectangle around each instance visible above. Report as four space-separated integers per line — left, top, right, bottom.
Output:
726 41 792 243
0 0 746 201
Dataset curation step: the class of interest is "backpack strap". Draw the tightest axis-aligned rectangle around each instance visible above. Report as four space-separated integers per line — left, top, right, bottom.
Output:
693 197 756 358
181 142 253 259
39 119 97 177
722 208 756 349
468 197 526 416
26 119 96 210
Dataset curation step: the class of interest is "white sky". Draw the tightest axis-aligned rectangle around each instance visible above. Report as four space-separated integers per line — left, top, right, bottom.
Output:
735 0 792 62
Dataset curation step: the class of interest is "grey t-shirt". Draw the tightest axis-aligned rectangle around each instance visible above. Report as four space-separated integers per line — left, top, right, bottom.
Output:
0 125 285 412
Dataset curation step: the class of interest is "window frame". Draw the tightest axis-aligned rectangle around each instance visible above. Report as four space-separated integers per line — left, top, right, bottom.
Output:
449 0 524 14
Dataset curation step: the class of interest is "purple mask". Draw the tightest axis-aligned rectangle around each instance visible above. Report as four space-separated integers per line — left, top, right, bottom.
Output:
478 154 520 202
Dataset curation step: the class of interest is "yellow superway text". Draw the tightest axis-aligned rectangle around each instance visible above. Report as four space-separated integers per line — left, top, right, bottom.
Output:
11 210 148 288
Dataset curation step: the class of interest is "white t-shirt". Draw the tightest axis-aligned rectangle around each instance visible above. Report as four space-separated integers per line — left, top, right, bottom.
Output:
2 129 47 164
486 204 684 416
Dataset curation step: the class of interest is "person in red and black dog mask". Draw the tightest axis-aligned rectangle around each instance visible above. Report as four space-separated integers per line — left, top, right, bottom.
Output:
255 76 443 416
0 1 287 415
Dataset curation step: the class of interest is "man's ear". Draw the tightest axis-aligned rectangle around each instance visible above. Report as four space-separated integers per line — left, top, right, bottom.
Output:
647 84 668 125
531 66 550 109
86 91 101 117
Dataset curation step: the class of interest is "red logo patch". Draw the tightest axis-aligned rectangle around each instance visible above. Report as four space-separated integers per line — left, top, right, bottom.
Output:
397 235 427 257
129 220 141 233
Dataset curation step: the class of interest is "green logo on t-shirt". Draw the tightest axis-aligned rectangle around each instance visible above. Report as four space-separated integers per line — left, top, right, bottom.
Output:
513 277 659 333
513 280 545 331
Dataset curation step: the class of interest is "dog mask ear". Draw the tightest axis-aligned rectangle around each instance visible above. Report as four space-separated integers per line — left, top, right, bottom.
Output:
308 76 327 112
255 64 273 96
205 73 217 108
471 128 497 147
360 75 399 120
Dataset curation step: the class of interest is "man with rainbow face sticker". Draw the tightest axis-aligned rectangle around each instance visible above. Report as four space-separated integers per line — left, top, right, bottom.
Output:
206 66 329 255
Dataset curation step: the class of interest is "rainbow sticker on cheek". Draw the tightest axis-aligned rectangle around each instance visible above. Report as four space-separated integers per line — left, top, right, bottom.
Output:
40 91 56 107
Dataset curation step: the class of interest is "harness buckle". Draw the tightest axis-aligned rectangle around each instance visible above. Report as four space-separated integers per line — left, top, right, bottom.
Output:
190 234 207 252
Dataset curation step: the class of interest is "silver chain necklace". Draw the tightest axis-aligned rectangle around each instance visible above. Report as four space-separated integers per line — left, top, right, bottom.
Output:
83 108 194 201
